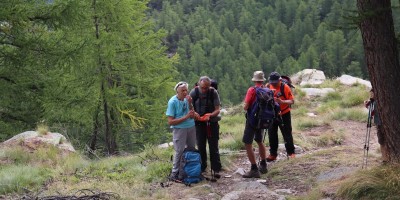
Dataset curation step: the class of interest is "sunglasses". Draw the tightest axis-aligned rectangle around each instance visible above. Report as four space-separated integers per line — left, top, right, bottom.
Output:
175 82 188 91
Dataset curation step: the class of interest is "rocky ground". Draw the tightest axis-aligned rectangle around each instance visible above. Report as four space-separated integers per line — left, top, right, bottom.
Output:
157 120 381 200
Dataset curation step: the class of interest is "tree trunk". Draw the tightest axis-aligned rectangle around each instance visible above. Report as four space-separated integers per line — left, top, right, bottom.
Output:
93 0 116 155
89 101 101 151
357 0 400 163
102 82 113 155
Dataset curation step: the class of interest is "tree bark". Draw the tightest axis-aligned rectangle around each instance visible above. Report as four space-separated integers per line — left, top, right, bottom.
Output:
357 0 400 163
89 101 101 151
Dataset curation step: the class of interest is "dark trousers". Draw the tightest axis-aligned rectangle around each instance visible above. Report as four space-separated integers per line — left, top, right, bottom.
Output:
195 122 222 172
268 111 295 155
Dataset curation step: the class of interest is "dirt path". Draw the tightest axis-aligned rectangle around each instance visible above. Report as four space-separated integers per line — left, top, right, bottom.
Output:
160 120 382 200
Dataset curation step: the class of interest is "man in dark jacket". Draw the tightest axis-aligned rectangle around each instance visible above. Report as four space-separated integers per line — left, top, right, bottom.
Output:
190 76 222 177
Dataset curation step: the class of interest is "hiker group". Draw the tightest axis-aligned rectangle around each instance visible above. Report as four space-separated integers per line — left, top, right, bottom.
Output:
165 71 295 183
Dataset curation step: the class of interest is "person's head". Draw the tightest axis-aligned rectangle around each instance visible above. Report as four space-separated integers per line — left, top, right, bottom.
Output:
198 76 211 93
268 72 281 87
370 88 374 99
251 71 266 84
174 81 189 99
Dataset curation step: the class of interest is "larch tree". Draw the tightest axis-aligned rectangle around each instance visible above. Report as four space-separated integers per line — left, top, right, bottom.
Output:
357 0 400 163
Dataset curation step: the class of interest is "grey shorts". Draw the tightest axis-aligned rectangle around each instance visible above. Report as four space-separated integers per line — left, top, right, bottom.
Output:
242 121 264 144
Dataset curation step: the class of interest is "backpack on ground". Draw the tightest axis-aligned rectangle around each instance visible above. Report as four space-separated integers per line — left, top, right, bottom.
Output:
178 147 202 185
248 87 280 129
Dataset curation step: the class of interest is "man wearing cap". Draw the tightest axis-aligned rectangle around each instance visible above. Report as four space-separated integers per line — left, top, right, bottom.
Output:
242 71 268 178
266 72 295 161
166 81 199 181
190 76 222 177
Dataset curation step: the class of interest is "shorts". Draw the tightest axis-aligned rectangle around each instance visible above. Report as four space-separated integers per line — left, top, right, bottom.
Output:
242 121 264 144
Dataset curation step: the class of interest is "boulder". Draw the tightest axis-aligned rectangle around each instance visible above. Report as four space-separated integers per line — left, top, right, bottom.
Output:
300 88 335 97
291 69 326 86
2 131 75 152
337 75 372 89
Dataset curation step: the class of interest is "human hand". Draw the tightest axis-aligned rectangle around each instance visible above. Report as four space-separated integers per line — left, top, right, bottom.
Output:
364 100 370 108
186 95 192 105
194 112 200 120
198 113 211 121
274 97 283 104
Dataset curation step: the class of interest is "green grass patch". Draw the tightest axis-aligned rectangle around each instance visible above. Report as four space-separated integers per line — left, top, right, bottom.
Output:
340 86 369 107
295 118 323 131
322 91 341 102
337 165 400 200
219 114 246 151
318 79 342 89
0 165 52 195
330 108 368 122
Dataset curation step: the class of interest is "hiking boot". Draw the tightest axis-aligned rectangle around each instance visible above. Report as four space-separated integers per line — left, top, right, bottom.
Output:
288 153 296 159
266 155 277 162
259 163 268 174
242 169 261 178
213 171 221 179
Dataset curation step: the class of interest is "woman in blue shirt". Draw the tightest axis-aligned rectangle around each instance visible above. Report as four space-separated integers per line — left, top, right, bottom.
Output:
166 81 199 180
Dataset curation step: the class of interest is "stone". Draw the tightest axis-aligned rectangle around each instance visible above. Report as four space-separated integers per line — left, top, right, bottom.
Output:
221 191 242 200
275 189 293 195
307 112 317 117
300 88 335 97
157 142 173 148
317 167 356 182
337 74 372 89
233 168 246 176
233 181 268 191
278 144 304 154
3 131 75 152
291 69 326 86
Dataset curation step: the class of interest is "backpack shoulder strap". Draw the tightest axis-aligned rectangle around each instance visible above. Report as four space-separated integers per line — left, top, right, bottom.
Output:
280 82 286 99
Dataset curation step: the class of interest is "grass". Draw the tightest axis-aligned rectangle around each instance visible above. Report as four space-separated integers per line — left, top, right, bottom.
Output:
330 107 368 122
0 81 381 199
0 165 52 195
337 165 400 200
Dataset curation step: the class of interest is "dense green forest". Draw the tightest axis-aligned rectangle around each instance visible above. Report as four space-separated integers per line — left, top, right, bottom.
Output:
0 0 176 153
1 0 400 153
148 0 400 104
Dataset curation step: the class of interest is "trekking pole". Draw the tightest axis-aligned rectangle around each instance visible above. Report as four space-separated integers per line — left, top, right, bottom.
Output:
362 100 374 169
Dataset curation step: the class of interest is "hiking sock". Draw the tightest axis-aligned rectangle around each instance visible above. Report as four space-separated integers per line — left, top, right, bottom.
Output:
251 164 258 170
260 159 267 166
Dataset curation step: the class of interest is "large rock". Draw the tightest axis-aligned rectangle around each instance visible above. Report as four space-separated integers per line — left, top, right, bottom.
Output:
337 75 372 89
300 88 335 97
2 131 75 152
291 69 326 86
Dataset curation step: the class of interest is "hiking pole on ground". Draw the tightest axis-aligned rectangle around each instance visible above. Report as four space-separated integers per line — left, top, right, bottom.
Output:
362 100 374 169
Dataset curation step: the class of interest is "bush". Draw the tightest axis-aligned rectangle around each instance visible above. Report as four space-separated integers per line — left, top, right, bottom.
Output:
337 165 400 199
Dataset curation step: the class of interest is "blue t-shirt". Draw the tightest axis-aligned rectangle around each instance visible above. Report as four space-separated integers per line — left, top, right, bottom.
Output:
166 95 195 129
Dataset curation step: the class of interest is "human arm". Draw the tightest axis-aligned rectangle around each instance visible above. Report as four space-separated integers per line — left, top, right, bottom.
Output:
167 110 195 126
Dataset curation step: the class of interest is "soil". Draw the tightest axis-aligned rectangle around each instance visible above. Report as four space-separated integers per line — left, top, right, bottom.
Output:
160 120 382 200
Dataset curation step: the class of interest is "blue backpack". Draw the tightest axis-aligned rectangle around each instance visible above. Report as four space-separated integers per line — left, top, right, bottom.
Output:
248 87 280 129
178 148 202 185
